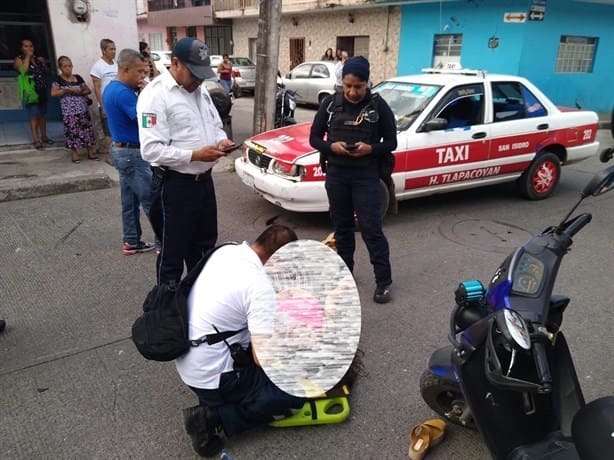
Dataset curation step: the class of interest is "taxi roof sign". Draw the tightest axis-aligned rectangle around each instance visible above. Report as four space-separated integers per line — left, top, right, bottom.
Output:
421 67 486 77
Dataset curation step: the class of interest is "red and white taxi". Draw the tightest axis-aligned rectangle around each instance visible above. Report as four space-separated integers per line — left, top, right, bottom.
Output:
235 69 600 212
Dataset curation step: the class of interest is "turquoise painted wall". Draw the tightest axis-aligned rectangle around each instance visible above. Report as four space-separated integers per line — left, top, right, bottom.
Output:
398 0 614 113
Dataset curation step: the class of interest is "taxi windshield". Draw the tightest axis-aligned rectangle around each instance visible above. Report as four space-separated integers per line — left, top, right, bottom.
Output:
373 82 442 131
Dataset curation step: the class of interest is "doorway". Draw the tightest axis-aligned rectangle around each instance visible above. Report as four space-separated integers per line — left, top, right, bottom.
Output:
289 38 304 71
0 0 56 121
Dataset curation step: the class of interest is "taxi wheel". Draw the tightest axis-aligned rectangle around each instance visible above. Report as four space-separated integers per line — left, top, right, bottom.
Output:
379 179 390 219
518 152 561 200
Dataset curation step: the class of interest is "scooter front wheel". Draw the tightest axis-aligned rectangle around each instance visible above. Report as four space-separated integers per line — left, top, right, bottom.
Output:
419 370 476 430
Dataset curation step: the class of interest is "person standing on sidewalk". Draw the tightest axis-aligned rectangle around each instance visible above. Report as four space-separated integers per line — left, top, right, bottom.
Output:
90 38 118 157
103 49 155 255
14 39 53 150
216 54 233 96
137 37 235 285
51 56 98 164
309 56 397 303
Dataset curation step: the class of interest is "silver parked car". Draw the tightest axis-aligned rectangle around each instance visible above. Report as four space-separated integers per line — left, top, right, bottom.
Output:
281 60 337 106
210 55 256 96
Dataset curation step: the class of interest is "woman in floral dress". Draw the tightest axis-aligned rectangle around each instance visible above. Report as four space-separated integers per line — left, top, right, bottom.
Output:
51 56 98 163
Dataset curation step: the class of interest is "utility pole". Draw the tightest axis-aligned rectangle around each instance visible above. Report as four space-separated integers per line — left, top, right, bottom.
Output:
253 0 282 135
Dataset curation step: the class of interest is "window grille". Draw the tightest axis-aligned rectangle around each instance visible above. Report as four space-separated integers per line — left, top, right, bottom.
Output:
555 35 597 73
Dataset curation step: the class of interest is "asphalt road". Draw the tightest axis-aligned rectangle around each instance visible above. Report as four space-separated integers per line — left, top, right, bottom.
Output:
0 97 612 459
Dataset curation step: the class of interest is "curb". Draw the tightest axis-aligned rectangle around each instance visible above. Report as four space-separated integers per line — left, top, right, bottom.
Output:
0 175 114 202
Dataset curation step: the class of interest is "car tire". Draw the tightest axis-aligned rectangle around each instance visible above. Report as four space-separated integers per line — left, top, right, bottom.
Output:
232 84 241 99
318 93 330 106
379 179 390 219
518 152 561 200
208 87 232 118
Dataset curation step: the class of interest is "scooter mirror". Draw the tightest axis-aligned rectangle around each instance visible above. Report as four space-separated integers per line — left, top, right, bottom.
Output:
582 165 614 197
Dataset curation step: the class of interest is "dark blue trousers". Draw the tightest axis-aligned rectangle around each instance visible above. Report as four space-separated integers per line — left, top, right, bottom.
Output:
150 170 217 285
189 364 305 437
325 163 392 286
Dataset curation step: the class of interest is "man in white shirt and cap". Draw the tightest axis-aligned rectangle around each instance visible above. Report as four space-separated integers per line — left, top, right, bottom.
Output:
137 37 236 286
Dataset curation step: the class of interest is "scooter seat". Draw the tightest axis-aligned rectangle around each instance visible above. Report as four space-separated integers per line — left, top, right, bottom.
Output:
572 396 614 460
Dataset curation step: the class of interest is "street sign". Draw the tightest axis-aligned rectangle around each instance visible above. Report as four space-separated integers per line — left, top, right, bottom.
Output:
503 12 527 23
531 0 547 12
529 10 545 21
530 0 546 21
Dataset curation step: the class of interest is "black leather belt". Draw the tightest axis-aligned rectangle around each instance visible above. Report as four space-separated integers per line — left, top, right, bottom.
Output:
112 142 140 149
153 166 211 182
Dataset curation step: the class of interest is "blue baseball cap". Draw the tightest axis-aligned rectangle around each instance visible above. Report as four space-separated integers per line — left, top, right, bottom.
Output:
172 37 215 80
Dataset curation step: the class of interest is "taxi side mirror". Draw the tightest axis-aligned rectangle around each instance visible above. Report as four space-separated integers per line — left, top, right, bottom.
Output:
422 118 448 132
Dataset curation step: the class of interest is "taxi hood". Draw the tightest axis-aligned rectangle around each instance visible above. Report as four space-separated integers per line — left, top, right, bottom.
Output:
245 122 316 162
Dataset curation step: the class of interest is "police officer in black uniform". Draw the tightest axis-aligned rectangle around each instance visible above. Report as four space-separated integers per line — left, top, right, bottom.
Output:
309 56 397 303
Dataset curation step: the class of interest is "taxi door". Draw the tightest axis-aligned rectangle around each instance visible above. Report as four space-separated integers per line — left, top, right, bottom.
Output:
487 81 551 175
400 83 491 192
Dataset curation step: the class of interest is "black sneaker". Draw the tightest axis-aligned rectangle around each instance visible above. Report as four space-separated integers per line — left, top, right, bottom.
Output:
373 283 392 304
183 405 224 457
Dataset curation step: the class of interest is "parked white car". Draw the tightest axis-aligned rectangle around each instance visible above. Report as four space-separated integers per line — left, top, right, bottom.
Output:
235 69 600 213
281 60 338 106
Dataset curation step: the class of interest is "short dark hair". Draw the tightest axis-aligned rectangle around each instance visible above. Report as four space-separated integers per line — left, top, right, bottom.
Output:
139 41 148 52
100 38 115 52
255 225 298 258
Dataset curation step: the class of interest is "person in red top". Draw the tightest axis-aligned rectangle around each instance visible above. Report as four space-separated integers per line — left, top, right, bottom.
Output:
217 54 233 96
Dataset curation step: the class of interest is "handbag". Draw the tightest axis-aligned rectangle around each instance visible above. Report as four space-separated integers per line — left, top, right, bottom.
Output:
17 69 39 104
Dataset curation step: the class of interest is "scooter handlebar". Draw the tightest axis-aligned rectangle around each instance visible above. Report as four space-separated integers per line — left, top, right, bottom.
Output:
532 341 552 394
557 212 592 238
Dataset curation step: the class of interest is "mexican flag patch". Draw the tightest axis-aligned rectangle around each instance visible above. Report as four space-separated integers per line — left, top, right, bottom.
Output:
141 113 157 128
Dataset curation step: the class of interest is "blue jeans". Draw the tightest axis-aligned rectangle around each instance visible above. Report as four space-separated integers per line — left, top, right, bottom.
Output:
109 146 153 245
219 78 232 95
325 163 392 286
189 364 305 437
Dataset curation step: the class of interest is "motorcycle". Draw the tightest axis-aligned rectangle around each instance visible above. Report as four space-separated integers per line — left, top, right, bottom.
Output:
274 83 297 129
420 166 614 459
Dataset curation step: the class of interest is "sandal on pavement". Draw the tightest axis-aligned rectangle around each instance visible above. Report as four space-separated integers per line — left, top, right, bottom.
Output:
422 419 446 447
34 141 44 150
408 424 432 460
408 419 446 460
88 154 100 161
43 137 55 145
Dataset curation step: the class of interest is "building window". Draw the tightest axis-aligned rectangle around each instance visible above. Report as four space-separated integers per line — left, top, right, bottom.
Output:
205 25 232 55
433 34 462 69
187 26 197 38
555 35 597 73
149 33 164 51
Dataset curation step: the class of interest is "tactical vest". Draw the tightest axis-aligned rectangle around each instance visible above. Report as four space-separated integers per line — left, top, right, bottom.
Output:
325 91 380 168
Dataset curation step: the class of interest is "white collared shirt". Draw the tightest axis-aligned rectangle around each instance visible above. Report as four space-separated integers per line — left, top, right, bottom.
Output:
175 242 276 389
137 70 227 175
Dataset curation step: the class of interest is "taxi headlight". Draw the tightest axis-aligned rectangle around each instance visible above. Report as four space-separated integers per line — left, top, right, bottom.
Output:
272 160 299 177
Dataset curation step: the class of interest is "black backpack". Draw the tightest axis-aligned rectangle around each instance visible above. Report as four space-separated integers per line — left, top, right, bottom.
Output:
131 242 243 362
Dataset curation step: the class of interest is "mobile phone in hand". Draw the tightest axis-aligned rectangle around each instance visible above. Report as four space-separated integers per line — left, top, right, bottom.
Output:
220 144 238 153
346 143 357 151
